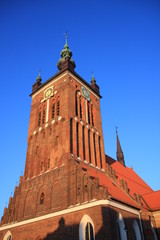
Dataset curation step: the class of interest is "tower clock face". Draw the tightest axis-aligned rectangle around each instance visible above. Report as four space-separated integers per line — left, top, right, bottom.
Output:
44 87 53 100
81 86 90 101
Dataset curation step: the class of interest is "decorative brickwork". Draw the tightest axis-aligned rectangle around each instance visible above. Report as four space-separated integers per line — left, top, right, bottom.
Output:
0 41 159 240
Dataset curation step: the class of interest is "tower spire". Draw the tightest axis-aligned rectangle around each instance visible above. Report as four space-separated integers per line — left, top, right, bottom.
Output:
116 128 125 167
57 35 76 71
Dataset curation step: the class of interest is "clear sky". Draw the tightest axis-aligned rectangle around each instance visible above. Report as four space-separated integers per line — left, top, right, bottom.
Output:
0 0 160 218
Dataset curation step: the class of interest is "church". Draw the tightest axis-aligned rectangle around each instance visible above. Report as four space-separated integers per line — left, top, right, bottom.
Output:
0 37 160 240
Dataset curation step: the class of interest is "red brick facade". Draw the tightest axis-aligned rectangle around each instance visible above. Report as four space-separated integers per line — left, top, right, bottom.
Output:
0 41 159 240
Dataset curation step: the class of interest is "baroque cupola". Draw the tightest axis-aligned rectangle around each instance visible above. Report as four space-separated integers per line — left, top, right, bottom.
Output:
57 35 76 72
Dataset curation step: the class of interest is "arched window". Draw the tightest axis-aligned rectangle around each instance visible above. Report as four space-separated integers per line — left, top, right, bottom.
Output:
79 96 82 119
79 215 95 240
40 192 44 205
98 136 102 169
38 112 41 126
133 220 141 240
76 122 79 157
85 222 94 240
57 99 60 116
82 126 85 160
52 103 55 119
88 102 90 124
93 133 97 166
3 231 12 240
88 130 91 164
117 213 127 240
91 105 94 126
42 109 45 124
75 90 78 116
70 118 73 154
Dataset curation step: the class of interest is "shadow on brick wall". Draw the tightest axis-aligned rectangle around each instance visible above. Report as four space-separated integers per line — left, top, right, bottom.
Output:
43 217 79 240
41 207 160 240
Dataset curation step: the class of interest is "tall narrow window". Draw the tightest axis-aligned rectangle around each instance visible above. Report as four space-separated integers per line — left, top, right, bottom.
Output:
52 103 55 119
40 192 44 205
93 133 97 166
57 100 60 116
76 122 79 157
75 91 78 116
70 119 73 154
116 223 121 240
38 112 41 126
133 220 141 240
80 96 82 119
88 130 91 164
36 146 38 155
117 213 127 240
40 162 43 171
91 105 94 126
42 109 45 124
85 222 94 240
82 126 85 160
48 159 50 168
98 136 102 169
88 103 90 124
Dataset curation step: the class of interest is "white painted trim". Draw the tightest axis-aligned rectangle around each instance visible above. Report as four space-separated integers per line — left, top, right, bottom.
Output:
85 99 87 123
46 99 49 122
0 200 139 231
79 214 95 240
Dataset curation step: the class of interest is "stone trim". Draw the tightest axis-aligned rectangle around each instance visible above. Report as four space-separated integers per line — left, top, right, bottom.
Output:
0 199 139 231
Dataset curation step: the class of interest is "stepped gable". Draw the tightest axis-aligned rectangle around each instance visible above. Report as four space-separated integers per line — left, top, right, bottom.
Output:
81 162 142 209
110 161 153 196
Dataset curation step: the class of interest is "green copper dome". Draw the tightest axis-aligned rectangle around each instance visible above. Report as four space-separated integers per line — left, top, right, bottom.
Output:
57 35 76 71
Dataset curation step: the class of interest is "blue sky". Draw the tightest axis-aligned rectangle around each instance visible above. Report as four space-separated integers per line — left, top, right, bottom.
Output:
0 0 160 218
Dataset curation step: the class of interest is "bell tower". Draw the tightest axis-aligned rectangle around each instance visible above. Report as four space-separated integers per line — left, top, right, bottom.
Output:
1 38 107 228
24 38 106 180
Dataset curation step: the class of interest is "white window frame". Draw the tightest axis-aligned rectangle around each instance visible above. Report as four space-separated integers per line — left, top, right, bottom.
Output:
79 214 95 240
3 231 12 240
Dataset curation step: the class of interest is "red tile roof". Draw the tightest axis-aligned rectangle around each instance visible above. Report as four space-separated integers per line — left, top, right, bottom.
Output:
142 190 160 211
105 155 160 211
81 162 141 209
106 157 153 196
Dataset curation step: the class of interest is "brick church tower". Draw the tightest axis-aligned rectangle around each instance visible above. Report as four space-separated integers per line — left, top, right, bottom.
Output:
1 38 160 240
